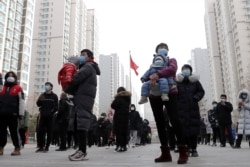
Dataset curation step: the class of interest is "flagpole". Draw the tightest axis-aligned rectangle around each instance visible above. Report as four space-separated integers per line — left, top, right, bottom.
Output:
129 51 132 92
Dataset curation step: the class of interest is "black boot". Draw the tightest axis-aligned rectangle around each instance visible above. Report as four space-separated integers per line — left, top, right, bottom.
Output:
154 146 172 162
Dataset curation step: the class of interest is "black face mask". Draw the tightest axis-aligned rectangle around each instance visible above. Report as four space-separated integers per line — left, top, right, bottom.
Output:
240 93 248 101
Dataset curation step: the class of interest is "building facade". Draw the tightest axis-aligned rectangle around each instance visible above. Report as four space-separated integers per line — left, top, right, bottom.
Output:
205 0 250 108
0 0 35 96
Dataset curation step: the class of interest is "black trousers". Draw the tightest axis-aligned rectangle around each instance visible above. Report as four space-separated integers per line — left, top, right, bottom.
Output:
212 127 220 144
0 116 20 148
149 94 185 146
78 130 87 153
58 119 69 149
219 124 234 145
37 116 53 148
19 128 27 146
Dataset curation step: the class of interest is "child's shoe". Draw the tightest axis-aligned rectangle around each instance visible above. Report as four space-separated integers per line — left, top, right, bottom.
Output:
161 94 169 101
138 96 148 104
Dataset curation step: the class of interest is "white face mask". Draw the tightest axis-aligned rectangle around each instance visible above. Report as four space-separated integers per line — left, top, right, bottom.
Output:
7 76 15 83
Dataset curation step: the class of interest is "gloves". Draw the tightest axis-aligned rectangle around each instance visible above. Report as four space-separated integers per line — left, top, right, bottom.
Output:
141 78 145 83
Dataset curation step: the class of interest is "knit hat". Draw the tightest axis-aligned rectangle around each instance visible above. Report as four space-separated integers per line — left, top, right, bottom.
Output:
68 56 80 67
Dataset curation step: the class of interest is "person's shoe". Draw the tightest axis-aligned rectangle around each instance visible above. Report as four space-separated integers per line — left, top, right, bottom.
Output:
190 149 199 157
220 144 225 147
44 146 49 152
177 145 188 164
233 145 241 149
211 143 217 147
35 147 44 153
154 146 172 162
161 94 169 101
138 96 148 104
0 146 3 155
11 147 21 156
68 150 88 161
56 148 67 151
114 146 120 152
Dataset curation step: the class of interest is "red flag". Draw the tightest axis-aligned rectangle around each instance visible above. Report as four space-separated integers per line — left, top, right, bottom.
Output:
130 55 139 76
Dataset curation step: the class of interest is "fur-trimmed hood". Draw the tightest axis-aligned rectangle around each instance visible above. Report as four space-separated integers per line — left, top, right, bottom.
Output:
115 90 131 98
176 73 200 83
237 88 250 103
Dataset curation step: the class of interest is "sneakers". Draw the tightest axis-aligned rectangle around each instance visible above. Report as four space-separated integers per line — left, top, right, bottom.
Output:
233 145 241 149
44 146 49 152
68 150 88 161
118 147 127 152
211 143 217 147
138 96 148 104
56 148 67 151
190 149 199 157
161 94 169 101
35 148 44 153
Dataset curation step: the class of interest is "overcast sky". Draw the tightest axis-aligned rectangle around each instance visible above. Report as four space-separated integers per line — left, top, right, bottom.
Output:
84 0 207 102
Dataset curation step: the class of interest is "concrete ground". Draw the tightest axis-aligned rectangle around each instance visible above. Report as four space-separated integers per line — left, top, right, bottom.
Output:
0 141 250 167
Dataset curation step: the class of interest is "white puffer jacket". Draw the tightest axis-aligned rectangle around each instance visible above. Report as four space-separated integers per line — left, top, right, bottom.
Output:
237 89 250 135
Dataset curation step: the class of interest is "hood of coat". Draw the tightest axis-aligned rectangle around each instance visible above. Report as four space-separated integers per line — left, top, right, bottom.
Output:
237 88 250 103
176 73 200 83
115 90 131 98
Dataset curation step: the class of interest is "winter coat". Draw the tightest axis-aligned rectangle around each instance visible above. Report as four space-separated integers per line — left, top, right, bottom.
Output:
236 89 250 135
203 114 212 134
111 90 131 133
216 101 233 126
207 108 219 128
176 73 205 136
69 61 100 131
0 82 25 117
129 109 141 130
36 92 58 118
148 58 178 96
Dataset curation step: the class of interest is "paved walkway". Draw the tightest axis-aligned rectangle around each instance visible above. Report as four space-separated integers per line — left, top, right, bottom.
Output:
1 142 249 167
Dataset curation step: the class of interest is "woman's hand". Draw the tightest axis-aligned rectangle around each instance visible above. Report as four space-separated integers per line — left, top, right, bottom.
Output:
149 73 159 87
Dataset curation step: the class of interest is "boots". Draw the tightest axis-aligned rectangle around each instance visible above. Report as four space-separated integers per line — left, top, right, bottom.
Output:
154 146 172 162
177 145 188 164
11 147 21 156
0 146 3 155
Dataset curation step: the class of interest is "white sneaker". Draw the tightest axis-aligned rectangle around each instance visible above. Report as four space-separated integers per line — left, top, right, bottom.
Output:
161 94 169 101
68 150 88 161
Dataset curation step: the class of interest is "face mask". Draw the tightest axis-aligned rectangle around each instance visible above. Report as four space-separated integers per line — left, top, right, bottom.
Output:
131 107 135 110
79 56 86 64
157 48 168 56
7 76 15 83
182 69 191 77
45 85 51 91
212 104 217 108
221 99 226 102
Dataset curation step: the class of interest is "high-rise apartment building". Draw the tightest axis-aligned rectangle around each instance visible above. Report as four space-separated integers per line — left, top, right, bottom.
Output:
27 0 90 115
191 48 213 113
205 0 250 107
99 54 120 115
0 0 35 96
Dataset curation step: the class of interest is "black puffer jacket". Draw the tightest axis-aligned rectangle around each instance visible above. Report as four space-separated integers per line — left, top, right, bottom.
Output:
176 73 205 136
69 61 100 131
111 90 131 132
216 101 233 126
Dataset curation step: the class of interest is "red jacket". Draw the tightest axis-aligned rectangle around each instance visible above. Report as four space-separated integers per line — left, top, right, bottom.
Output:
58 63 77 91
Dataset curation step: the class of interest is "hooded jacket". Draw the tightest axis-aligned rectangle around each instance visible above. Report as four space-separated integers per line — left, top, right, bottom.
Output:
111 90 131 131
237 88 250 135
176 73 205 136
69 61 100 131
